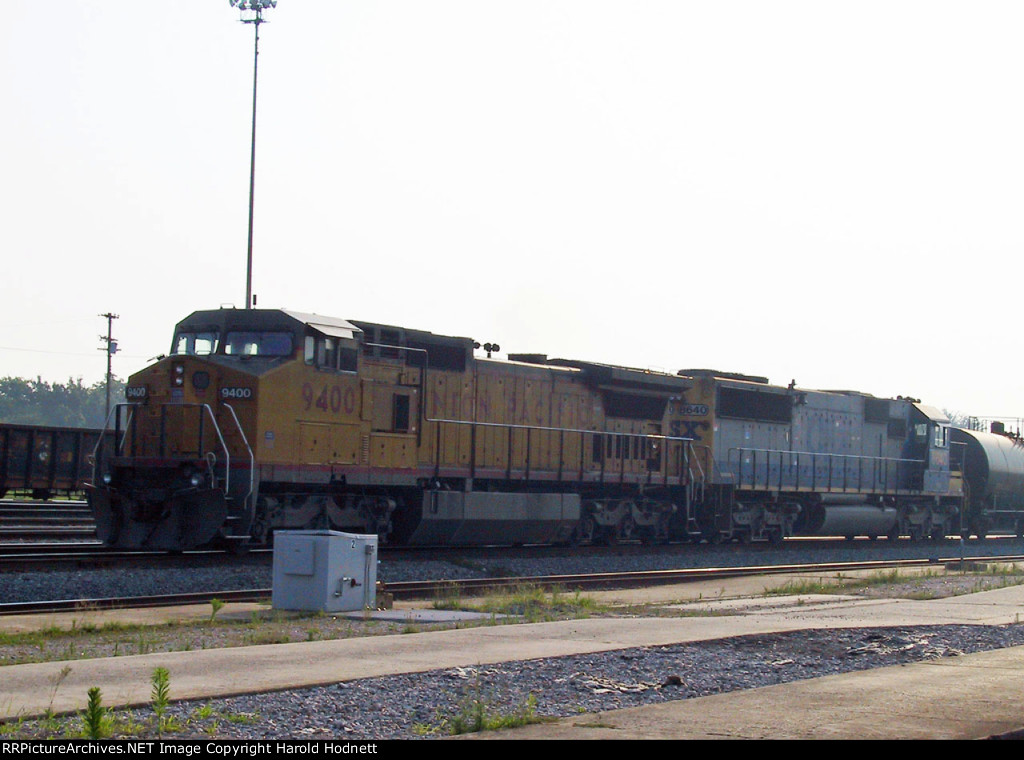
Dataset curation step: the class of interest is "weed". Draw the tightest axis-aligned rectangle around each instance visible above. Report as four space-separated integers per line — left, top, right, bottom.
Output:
48 665 72 714
82 688 110 740
0 718 26 736
243 631 291 646
225 712 259 725
432 583 464 611
192 704 216 721
470 583 602 622
151 668 171 735
209 598 225 622
429 689 546 736
134 633 158 656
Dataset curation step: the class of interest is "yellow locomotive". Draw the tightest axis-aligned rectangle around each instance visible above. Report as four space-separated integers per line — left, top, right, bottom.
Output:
88 307 696 550
89 306 985 551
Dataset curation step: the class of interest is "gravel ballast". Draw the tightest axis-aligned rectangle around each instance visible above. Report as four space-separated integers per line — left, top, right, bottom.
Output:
4 542 1024 739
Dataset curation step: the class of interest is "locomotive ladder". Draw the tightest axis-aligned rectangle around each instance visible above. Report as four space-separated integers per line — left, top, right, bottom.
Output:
682 442 724 537
219 403 255 542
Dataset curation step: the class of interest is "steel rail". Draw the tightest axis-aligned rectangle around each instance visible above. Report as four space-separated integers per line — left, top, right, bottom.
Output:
4 555 1023 617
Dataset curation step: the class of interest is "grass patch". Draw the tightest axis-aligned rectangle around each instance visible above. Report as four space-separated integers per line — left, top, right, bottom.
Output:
0 609 454 668
466 584 604 623
414 690 550 736
432 582 604 622
763 566 1024 600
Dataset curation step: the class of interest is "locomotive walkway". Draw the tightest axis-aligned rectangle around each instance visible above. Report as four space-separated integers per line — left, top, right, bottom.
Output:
3 573 1024 739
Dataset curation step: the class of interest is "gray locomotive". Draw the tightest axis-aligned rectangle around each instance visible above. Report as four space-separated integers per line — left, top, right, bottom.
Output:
674 369 1023 542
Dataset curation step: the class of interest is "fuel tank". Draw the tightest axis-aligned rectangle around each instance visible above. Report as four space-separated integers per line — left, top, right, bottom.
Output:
795 500 898 537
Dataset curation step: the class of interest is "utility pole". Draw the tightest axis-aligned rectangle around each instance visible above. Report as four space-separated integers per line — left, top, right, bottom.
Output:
98 313 119 422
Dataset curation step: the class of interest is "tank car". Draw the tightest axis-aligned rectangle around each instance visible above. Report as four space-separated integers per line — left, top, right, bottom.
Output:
951 425 1024 538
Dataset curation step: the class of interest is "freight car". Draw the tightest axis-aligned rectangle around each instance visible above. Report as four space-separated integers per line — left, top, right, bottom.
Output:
951 425 1024 539
85 307 1024 550
0 423 111 500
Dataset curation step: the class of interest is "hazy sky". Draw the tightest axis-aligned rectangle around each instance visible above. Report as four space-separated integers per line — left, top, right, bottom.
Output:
2 2 1021 421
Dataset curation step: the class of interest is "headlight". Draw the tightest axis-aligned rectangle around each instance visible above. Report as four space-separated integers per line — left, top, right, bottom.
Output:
190 472 203 487
102 473 113 485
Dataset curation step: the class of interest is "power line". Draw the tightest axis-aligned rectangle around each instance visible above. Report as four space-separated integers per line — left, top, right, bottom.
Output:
0 345 149 359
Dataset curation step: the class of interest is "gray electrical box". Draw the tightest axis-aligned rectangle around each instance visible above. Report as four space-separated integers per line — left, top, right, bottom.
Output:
271 530 378 612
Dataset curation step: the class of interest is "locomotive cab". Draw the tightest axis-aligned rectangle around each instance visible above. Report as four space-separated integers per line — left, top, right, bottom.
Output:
906 404 952 494
88 308 362 550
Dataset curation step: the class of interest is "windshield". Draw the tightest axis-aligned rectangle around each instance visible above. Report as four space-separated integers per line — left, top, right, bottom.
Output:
224 331 294 357
172 330 219 356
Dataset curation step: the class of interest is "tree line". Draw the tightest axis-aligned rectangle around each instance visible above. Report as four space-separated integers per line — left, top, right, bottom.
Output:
0 376 126 429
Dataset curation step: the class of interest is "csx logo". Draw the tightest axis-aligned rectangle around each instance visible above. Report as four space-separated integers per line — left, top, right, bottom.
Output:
670 420 710 441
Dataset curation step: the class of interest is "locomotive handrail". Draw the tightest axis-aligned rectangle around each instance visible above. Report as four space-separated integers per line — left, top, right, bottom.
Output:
220 402 255 517
686 442 708 503
89 402 142 484
726 446 926 494
686 442 711 486
427 416 693 441
97 402 236 494
196 404 232 494
425 416 692 486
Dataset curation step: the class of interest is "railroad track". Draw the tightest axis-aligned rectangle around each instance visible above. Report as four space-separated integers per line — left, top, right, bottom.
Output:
4 554 1023 617
2 534 1022 572
0 499 96 541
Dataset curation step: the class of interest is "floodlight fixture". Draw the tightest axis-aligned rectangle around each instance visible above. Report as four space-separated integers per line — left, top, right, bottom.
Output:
230 0 277 22
228 0 277 309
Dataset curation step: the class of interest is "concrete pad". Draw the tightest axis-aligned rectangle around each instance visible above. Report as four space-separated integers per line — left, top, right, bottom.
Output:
466 646 1024 740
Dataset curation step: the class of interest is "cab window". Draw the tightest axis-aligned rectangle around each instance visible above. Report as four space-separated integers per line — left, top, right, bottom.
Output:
305 335 359 372
225 331 294 357
173 331 219 356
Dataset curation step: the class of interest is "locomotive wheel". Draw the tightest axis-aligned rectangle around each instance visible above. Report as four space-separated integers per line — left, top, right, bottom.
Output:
618 514 636 542
223 539 251 556
638 525 663 545
701 526 722 544
573 515 596 545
